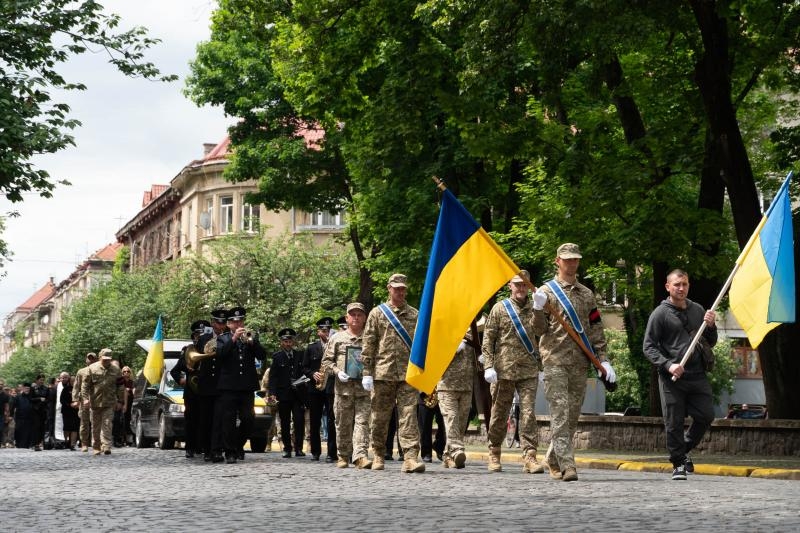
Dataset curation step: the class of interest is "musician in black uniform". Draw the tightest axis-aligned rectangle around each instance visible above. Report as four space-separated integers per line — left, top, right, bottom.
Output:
269 328 307 458
214 307 266 464
30 374 50 451
302 317 338 462
170 320 211 458
196 309 227 463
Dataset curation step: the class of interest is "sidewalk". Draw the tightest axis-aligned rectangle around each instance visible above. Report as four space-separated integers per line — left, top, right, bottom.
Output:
462 445 800 480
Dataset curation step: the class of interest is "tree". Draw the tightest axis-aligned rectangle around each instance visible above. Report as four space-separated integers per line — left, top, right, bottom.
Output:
0 0 176 261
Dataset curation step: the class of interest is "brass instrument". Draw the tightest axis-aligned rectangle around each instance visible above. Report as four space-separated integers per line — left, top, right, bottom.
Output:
423 387 438 409
186 335 218 369
315 366 329 391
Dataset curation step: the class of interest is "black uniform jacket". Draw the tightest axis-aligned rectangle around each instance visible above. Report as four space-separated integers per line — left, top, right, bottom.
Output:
302 340 334 395
215 332 267 392
268 349 307 403
194 333 221 396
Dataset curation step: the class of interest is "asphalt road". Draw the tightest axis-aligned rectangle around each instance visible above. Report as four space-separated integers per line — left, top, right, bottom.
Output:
1 446 798 532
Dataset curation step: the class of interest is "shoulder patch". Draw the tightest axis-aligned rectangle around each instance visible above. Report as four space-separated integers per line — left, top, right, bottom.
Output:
588 308 602 325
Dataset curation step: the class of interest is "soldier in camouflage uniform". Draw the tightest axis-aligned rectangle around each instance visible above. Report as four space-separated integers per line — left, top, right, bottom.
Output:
71 352 98 451
532 243 615 482
361 273 425 473
321 302 372 469
437 328 477 469
81 348 125 455
482 270 544 474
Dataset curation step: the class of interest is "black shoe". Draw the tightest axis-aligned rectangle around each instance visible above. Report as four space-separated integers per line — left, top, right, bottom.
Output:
684 454 694 473
435 451 443 461
185 449 195 458
238 450 245 460
34 445 42 452
295 451 306 457
398 452 404 460
325 456 335 463
204 453 213 462
384 454 393 461
212 452 224 463
312 454 320 461
225 453 237 464
282 451 292 458
422 455 432 463
672 465 687 480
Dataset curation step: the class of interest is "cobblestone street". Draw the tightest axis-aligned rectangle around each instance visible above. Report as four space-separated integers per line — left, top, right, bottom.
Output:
1 446 798 532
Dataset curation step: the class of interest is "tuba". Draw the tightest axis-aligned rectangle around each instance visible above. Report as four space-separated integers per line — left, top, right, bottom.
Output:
187 335 217 368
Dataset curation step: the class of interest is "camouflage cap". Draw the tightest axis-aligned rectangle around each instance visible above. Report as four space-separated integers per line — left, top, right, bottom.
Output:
98 348 113 360
510 269 530 283
387 273 408 288
346 302 366 314
557 243 582 259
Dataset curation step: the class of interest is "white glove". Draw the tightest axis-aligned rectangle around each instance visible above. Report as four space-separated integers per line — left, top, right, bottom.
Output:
362 375 374 391
456 340 467 354
484 367 498 384
478 353 485 365
532 291 548 311
600 361 617 384
337 370 350 382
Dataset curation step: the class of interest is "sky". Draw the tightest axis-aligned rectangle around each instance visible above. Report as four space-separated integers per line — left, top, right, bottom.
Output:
0 1 234 317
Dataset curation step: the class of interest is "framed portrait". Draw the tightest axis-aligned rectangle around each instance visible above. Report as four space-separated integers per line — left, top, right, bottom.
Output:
345 346 364 380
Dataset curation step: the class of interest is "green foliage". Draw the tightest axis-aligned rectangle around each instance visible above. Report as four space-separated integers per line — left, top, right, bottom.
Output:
707 337 737 403
603 328 641 413
0 345 48 385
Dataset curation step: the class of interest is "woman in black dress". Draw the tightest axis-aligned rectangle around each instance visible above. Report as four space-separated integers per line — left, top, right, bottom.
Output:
59 373 79 450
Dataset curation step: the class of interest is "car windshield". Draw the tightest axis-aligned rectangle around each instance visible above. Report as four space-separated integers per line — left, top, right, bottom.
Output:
163 359 183 392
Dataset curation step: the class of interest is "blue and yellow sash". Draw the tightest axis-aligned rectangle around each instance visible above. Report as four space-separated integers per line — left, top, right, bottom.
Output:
378 303 413 350
501 298 536 355
545 280 595 356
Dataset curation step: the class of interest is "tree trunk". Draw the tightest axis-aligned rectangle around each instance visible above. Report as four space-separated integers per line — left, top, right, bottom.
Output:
690 0 798 418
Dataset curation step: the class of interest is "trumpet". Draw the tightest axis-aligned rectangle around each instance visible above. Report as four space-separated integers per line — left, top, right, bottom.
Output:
239 328 259 343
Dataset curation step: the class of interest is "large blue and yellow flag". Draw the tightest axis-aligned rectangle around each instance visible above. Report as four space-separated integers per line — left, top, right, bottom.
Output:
143 316 165 384
407 189 521 394
729 172 795 348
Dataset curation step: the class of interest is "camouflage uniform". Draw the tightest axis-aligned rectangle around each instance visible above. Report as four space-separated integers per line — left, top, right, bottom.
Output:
81 361 124 453
361 301 420 461
321 330 370 463
482 297 541 459
72 365 93 450
437 335 476 465
533 277 607 473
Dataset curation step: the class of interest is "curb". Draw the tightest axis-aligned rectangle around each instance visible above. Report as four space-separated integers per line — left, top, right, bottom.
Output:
463 452 800 480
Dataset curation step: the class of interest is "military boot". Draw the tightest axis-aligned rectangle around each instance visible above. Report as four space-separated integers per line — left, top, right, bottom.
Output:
442 454 455 468
453 450 467 469
487 446 502 472
547 454 562 480
337 455 350 468
354 456 373 469
371 456 385 470
401 457 426 473
522 451 545 474
562 466 578 482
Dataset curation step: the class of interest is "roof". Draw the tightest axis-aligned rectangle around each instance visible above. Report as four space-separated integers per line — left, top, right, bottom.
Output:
135 339 194 357
90 242 123 262
16 279 56 312
142 185 169 207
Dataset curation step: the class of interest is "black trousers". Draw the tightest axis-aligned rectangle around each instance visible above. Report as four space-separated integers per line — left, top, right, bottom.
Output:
278 398 305 453
183 395 200 452
308 392 337 458
197 395 218 454
658 373 714 467
215 390 254 455
418 403 445 459
384 406 401 458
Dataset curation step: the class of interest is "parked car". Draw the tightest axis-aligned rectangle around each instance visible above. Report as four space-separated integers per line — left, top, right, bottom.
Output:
130 339 273 452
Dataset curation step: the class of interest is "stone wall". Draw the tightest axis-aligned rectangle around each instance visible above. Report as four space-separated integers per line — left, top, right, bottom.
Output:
465 415 800 456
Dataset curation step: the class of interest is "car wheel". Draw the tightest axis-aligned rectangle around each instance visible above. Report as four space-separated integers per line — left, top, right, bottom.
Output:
134 416 151 449
249 436 267 453
158 413 175 450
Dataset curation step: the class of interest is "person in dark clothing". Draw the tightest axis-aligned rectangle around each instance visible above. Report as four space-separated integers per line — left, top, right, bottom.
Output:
13 383 34 449
170 320 211 458
30 375 49 451
643 269 717 481
59 373 79 450
269 328 307 458
417 398 445 462
302 317 338 462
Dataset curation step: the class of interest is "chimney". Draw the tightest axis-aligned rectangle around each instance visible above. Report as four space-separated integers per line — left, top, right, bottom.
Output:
203 143 217 156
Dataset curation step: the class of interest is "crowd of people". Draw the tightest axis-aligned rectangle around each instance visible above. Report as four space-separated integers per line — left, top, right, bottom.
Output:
1 243 719 482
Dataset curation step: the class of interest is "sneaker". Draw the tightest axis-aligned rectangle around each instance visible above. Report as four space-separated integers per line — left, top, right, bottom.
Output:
453 450 466 469
684 454 694 473
672 465 687 480
562 466 578 482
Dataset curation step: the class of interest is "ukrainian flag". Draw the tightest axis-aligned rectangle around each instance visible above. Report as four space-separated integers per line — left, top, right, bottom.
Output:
143 316 165 385
407 189 520 394
729 172 795 348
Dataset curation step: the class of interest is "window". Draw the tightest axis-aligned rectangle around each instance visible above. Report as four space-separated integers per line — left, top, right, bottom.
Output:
220 195 234 234
241 199 260 233
203 198 214 236
307 210 345 227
